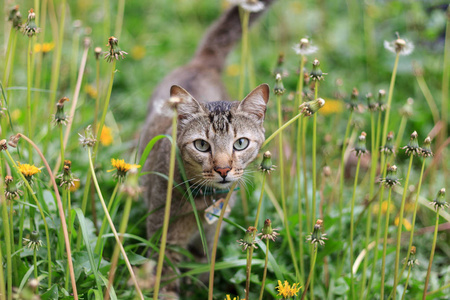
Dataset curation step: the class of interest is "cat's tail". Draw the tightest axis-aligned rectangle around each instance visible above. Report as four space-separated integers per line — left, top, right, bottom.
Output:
191 0 276 71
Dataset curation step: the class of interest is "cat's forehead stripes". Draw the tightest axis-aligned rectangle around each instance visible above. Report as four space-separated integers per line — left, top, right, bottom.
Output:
205 101 234 133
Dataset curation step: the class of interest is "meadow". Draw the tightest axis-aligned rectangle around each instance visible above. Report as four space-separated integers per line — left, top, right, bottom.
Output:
0 0 449 299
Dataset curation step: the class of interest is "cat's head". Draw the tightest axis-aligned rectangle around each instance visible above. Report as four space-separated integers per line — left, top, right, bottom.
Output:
171 84 269 190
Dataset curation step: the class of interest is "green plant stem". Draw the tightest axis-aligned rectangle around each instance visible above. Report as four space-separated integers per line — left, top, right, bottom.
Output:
18 203 26 251
59 125 64 168
0 166 13 300
394 116 407 151
415 74 440 126
0 236 6 300
381 52 400 152
380 188 393 299
245 246 252 300
311 80 319 230
105 195 133 300
338 111 353 239
262 112 303 148
3 151 53 287
94 59 101 131
208 182 237 300
95 182 120 254
277 93 301 282
33 249 38 278
12 134 76 297
27 38 33 163
153 111 178 300
427 282 450 297
2 26 14 86
302 117 310 233
441 6 450 151
258 238 270 300
301 244 318 300
114 0 125 39
395 159 426 287
360 112 379 298
296 55 306 285
88 148 143 299
423 208 440 299
254 173 267 229
401 266 412 300
349 156 361 300
238 10 250 100
392 155 414 299
9 199 19 285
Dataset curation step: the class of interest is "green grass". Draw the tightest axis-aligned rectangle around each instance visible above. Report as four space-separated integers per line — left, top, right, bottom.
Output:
0 0 449 299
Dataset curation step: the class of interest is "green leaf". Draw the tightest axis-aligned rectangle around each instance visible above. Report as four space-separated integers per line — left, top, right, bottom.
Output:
40 284 59 300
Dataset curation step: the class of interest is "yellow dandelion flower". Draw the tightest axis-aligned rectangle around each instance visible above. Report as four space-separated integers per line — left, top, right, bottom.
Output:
85 84 98 99
226 64 240 77
17 162 41 183
69 180 81 192
320 98 344 115
224 295 240 300
11 109 21 122
276 280 302 298
100 126 113 146
34 42 55 54
394 217 412 231
108 158 141 180
131 45 146 60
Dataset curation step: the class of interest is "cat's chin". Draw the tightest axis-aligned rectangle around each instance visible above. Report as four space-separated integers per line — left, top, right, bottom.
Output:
212 180 235 189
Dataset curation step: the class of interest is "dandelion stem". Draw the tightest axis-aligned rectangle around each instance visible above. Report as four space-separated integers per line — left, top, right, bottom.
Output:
301 245 318 300
27 38 33 163
105 195 133 300
415 74 440 127
12 134 76 298
441 6 450 152
258 238 270 300
33 249 38 278
0 158 13 300
277 94 301 282
392 155 414 299
0 236 6 300
311 81 318 230
2 26 15 86
254 173 267 229
88 148 143 299
153 111 178 300
95 182 120 254
302 117 310 233
262 112 303 148
349 156 361 300
380 188 393 299
394 115 407 152
395 159 426 287
338 111 353 240
245 246 252 300
401 265 412 300
238 10 250 100
114 0 125 39
423 208 440 299
208 182 237 300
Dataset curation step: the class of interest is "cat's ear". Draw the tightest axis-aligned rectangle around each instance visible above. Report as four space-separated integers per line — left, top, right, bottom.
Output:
237 84 270 121
170 85 205 120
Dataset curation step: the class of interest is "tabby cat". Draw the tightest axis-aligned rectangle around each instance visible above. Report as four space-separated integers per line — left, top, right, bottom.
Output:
139 0 274 294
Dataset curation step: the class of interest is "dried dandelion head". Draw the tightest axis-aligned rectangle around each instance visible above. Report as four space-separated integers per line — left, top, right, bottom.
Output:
21 8 40 37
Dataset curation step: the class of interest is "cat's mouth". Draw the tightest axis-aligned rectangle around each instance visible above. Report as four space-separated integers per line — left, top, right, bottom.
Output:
213 179 233 189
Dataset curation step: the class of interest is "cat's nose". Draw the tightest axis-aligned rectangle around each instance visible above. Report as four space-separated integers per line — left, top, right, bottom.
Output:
214 166 231 178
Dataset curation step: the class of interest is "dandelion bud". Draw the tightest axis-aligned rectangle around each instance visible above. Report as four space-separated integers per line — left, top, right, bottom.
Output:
274 73 285 96
258 219 280 242
310 59 326 81
377 89 386 111
299 98 325 116
381 164 400 187
381 131 395 155
406 246 419 267
104 36 128 63
366 92 377 112
5 175 21 200
8 5 22 30
402 131 421 156
239 0 265 13
53 97 69 126
8 133 21 148
78 125 97 148
23 231 43 251
306 219 327 246
354 132 367 156
21 8 40 37
272 53 288 77
57 160 79 189
237 226 258 251
348 88 360 112
421 136 433 157
259 151 275 174
399 98 414 117
94 47 102 60
429 188 448 211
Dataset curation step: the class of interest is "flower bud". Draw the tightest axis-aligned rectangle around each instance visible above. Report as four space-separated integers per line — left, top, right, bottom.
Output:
274 73 285 96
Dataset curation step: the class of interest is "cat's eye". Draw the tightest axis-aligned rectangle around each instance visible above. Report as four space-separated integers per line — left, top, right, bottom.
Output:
194 139 211 152
233 138 249 151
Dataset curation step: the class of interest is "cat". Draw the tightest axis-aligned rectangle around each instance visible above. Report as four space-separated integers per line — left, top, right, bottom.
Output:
138 0 274 295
